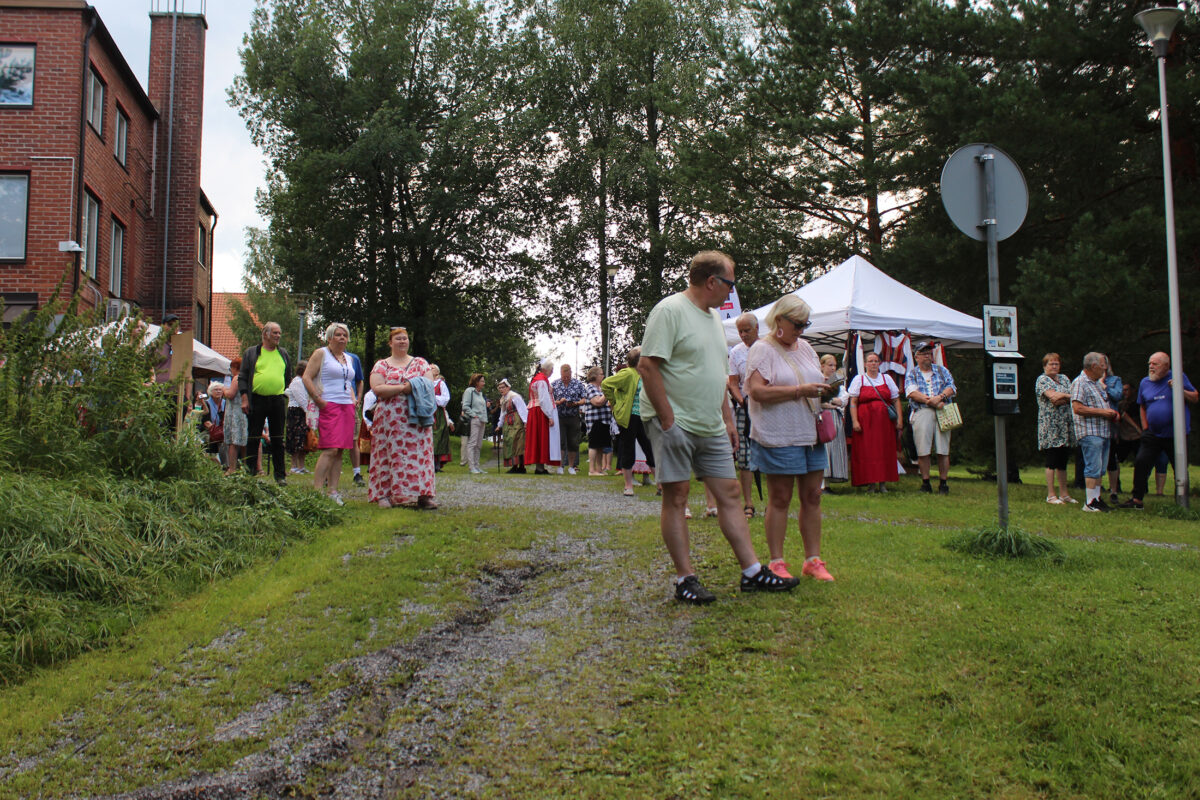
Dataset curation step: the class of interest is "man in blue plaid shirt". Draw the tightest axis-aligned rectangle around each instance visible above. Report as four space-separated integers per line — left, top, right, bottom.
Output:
1072 352 1120 512
904 341 957 494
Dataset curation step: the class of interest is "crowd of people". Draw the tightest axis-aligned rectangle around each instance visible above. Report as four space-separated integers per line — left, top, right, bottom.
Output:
187 250 1196 604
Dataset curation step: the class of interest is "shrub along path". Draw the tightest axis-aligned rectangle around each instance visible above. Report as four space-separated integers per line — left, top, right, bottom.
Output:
1 468 1199 798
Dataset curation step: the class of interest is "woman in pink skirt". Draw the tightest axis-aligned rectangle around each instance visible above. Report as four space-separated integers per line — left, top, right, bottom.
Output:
303 322 358 506
368 326 436 509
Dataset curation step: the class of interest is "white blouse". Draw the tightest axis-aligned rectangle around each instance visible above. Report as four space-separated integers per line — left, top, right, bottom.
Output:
745 338 823 448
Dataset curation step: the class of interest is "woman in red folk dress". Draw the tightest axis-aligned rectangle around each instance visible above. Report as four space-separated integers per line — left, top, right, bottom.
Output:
848 352 904 493
368 326 437 509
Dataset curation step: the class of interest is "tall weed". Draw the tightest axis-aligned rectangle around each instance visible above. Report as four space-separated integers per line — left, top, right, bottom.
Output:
0 295 340 683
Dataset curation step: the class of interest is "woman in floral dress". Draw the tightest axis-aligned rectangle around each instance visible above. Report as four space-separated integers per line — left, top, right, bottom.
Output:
1035 352 1077 504
369 326 437 509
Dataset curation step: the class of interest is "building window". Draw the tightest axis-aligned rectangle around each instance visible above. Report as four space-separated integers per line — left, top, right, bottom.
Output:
0 173 29 260
81 191 99 278
114 107 128 166
86 68 104 133
0 44 37 107
109 217 124 295
197 222 207 267
195 302 205 343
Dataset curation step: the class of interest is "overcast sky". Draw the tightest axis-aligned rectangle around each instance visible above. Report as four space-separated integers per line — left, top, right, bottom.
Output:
92 0 264 293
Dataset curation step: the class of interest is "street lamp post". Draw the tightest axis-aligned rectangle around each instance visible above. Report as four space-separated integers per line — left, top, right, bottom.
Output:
605 265 619 373
1136 5 1189 508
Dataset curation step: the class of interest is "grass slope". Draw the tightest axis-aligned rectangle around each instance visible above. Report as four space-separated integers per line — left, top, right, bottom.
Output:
1 461 1198 798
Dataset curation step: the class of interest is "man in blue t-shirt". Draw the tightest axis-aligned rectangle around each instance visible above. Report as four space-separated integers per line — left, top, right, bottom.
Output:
1122 351 1198 508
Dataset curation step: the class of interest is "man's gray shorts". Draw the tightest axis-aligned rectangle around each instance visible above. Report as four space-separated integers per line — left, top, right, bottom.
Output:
645 417 736 484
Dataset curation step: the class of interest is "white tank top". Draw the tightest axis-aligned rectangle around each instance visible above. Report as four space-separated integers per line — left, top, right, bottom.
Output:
319 348 354 404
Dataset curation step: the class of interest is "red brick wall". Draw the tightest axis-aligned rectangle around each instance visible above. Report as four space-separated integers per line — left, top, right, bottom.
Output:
144 11 207 334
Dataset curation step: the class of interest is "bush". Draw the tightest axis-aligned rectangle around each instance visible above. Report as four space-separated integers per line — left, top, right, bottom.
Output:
0 294 340 683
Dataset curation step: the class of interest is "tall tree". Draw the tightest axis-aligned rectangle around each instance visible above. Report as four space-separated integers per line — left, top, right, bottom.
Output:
227 227 322 358
231 0 551 390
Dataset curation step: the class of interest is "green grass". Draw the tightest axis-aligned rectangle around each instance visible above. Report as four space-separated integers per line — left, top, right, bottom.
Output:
2 462 1199 797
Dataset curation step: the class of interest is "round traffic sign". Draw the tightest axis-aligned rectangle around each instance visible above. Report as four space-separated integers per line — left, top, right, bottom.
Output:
940 143 1028 242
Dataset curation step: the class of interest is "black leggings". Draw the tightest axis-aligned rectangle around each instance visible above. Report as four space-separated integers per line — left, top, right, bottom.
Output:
616 415 654 471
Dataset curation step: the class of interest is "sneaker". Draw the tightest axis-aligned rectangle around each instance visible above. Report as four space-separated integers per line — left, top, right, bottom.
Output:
675 575 716 605
353 473 365 487
768 559 794 579
801 558 835 582
741 566 800 593
555 466 564 475
290 467 302 474
938 481 949 495
470 468 485 475
1046 496 1064 505
1119 498 1144 510
1083 499 1110 513
920 480 932 494
623 487 635 497
1095 498 1111 512
275 477 287 487
567 467 577 475
330 492 345 507
1109 492 1119 504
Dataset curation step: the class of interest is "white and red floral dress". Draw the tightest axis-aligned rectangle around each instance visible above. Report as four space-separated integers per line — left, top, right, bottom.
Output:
368 357 435 505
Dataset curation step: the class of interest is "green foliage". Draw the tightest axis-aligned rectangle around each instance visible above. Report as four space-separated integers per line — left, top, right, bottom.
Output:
227 227 322 360
945 522 1065 561
0 296 339 683
1156 502 1200 522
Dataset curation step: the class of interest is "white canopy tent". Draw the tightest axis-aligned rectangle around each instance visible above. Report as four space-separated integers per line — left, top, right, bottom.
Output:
96 321 231 377
724 255 984 353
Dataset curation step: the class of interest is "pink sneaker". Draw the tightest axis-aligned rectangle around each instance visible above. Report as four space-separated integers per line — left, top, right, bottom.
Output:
801 558 835 581
768 559 794 579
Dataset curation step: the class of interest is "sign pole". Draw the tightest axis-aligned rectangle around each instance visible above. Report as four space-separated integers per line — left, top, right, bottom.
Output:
979 148 1010 529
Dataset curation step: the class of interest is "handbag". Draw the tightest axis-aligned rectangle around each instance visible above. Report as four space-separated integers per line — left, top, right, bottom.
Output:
812 402 838 444
305 428 320 451
936 401 963 432
867 380 899 422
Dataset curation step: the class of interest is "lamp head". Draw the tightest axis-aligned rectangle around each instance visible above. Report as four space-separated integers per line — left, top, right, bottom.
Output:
1136 6 1184 58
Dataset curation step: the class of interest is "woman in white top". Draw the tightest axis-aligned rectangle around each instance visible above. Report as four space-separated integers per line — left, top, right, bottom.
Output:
848 351 904 492
284 359 310 474
745 295 836 582
302 322 358 505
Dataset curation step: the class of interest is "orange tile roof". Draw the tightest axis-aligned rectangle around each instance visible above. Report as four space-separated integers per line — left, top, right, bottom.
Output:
210 292 256 361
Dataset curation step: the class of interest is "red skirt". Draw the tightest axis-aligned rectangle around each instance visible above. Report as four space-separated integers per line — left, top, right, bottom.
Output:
851 400 898 485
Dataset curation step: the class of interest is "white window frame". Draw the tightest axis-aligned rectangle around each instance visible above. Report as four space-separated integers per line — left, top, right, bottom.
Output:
114 107 128 166
81 192 99 278
109 217 124 295
86 68 104 134
0 173 30 261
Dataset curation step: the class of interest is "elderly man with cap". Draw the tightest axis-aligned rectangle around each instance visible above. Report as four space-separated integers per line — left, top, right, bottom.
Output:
904 340 957 494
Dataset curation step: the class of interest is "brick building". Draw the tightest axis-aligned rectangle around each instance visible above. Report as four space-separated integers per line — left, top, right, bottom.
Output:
0 0 215 341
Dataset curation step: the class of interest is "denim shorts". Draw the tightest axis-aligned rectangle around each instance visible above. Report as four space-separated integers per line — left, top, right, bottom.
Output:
749 439 828 475
1078 435 1110 479
644 417 735 484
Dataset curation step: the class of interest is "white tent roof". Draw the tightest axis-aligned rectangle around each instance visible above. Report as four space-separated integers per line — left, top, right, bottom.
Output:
724 255 983 352
97 321 231 376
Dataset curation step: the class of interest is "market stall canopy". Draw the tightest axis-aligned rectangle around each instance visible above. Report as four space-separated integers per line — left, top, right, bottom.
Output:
96 321 231 377
724 255 984 352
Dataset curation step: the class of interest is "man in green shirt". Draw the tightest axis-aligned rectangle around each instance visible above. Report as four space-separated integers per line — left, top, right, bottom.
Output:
638 251 799 604
238 321 293 485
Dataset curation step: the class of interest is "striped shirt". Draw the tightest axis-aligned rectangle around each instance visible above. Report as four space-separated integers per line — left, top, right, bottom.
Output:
1071 372 1111 440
